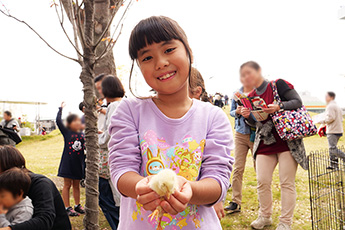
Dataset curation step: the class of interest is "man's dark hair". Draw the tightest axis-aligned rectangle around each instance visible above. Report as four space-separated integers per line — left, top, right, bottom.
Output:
0 167 31 198
79 102 85 112
102 76 125 98
94 73 106 83
0 146 26 173
327 91 336 99
4 111 12 117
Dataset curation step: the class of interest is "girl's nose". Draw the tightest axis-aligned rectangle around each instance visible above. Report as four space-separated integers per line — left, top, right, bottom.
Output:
155 57 169 70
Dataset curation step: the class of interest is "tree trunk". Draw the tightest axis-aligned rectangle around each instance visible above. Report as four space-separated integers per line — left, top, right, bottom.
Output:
94 0 117 76
81 0 100 229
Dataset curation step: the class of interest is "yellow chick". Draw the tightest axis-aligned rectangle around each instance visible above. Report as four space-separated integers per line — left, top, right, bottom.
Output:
148 169 179 229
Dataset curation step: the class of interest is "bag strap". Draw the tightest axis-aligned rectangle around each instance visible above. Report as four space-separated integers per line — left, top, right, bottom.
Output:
270 80 282 104
4 118 14 128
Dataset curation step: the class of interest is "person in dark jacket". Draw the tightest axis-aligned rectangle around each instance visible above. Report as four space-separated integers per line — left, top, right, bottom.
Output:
56 102 85 217
0 145 71 230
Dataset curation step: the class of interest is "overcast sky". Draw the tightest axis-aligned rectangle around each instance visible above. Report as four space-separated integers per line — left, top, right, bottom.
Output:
1 0 345 120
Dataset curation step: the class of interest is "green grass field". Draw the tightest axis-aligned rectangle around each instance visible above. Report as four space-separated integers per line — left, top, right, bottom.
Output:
16 106 345 229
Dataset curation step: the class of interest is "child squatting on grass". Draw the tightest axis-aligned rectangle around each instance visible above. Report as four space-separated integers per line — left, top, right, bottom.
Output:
0 168 33 228
108 16 234 230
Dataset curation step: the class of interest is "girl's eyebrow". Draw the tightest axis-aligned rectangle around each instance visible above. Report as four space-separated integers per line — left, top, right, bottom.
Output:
139 49 150 57
139 41 174 57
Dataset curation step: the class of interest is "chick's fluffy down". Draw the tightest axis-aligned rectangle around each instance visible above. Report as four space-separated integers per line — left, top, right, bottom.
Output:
148 169 179 197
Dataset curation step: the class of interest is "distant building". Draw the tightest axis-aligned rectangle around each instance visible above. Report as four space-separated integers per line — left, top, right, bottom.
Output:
39 119 56 133
299 91 326 113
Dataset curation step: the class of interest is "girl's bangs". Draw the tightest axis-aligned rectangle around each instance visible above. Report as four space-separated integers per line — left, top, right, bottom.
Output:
129 16 187 60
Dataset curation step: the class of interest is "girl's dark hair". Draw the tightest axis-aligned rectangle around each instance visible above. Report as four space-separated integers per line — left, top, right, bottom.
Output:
240 61 261 71
327 91 336 99
128 16 193 96
129 16 192 60
0 167 31 198
190 68 209 102
102 76 125 98
79 102 85 112
0 145 26 173
66 114 79 129
94 73 106 83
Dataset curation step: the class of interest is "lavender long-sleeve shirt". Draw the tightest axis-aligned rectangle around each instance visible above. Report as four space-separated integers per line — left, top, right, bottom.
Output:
108 98 234 230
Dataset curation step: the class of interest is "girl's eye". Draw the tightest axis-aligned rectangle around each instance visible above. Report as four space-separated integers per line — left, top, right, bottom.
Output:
165 47 176 53
142 56 152 62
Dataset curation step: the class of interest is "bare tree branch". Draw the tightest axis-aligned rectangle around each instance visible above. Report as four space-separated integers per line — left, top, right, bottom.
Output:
54 0 84 59
0 9 80 64
77 0 85 12
95 23 122 61
0 0 10 14
95 0 132 60
75 0 86 48
93 0 122 48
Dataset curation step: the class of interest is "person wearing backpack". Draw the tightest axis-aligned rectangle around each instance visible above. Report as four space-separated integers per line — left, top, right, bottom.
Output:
0 111 20 135
0 111 21 146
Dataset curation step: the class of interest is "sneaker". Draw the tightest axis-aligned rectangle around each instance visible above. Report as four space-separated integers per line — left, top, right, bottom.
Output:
326 165 338 170
276 222 291 230
224 202 241 213
80 179 86 188
251 216 273 229
66 207 79 217
74 204 85 214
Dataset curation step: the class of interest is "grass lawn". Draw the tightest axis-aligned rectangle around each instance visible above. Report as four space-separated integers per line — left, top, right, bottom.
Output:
16 106 345 229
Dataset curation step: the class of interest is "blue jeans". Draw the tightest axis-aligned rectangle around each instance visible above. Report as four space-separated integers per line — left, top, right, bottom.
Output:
99 177 120 230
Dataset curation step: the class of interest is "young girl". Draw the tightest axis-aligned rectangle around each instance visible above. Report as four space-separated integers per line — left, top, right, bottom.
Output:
188 68 209 102
56 102 85 217
108 16 234 230
189 67 225 220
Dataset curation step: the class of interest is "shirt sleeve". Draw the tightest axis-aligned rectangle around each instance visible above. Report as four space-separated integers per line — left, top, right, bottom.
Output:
0 214 10 227
108 100 142 194
13 120 20 131
324 105 336 124
8 206 33 226
230 99 238 118
276 79 294 96
276 79 302 110
99 103 117 147
56 107 68 136
10 179 55 230
199 108 234 205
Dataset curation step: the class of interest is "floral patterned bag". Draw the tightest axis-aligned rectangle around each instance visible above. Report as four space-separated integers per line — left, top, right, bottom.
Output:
270 81 317 140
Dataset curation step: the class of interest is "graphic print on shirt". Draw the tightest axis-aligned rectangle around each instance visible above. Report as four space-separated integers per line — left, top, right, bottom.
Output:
146 149 165 175
133 130 206 229
68 134 84 155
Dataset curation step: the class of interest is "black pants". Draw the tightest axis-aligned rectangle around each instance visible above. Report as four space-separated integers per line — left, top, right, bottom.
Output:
99 177 120 230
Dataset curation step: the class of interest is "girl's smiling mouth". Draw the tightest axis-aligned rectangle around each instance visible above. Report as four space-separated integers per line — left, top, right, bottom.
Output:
157 71 176 81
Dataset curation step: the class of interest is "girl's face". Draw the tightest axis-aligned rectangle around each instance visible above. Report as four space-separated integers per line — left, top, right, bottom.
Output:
137 39 190 95
240 66 261 88
69 118 82 132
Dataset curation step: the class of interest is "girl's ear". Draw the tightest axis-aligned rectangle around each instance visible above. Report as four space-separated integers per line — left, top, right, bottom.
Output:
195 86 203 98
